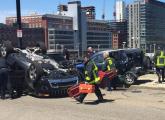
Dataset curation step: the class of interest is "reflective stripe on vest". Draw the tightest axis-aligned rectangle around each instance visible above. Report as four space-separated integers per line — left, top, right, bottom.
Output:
107 58 113 71
85 71 90 81
92 62 100 84
85 61 100 84
156 51 165 67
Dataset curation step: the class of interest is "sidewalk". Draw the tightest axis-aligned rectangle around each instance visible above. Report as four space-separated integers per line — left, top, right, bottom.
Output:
133 74 165 90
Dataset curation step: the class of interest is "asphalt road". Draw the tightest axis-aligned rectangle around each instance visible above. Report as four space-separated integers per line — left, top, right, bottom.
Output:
0 87 165 120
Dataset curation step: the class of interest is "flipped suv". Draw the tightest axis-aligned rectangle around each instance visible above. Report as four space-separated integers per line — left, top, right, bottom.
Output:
0 42 78 97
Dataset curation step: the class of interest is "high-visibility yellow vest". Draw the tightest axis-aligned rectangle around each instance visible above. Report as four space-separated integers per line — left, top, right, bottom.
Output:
156 51 165 67
106 57 113 71
85 61 100 84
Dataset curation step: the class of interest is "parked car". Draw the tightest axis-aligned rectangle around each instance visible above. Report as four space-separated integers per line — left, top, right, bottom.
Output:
0 43 78 97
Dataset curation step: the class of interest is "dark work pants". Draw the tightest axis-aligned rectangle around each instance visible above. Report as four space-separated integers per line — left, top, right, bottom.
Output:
79 84 103 102
0 71 8 99
156 67 165 82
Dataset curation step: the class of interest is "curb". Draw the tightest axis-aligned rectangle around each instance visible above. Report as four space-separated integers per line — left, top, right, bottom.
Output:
131 85 165 90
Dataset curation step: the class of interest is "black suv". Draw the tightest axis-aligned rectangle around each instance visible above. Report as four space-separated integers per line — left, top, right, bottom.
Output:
76 48 150 87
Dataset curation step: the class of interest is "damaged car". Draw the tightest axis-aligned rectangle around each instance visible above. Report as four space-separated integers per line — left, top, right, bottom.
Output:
0 42 78 97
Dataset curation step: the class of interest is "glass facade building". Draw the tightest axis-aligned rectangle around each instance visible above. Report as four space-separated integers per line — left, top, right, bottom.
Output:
128 0 165 52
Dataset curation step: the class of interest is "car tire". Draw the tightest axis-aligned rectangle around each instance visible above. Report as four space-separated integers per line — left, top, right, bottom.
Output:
0 41 13 57
0 44 7 57
26 62 44 89
124 72 136 85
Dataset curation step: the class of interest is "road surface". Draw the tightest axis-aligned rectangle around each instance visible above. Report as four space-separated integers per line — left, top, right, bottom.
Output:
0 87 165 120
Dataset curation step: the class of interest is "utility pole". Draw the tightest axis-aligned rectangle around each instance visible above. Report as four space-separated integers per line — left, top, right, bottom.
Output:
16 0 22 49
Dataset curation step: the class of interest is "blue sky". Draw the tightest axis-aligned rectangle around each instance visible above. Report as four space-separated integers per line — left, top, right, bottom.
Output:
0 0 165 23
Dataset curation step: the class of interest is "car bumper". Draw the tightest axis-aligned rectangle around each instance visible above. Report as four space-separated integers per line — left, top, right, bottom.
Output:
37 77 78 96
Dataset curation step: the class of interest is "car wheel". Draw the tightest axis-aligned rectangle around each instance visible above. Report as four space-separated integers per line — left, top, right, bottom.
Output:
26 62 44 89
1 41 13 57
124 72 136 85
29 64 38 81
0 45 7 57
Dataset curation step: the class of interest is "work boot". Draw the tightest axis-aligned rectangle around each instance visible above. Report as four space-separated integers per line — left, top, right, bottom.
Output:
158 80 162 83
98 96 104 101
95 98 104 104
75 97 83 103
1 95 5 100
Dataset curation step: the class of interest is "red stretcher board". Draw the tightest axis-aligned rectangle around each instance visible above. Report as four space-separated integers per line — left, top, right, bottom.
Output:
67 83 95 98
68 69 117 97
98 69 117 81
98 69 118 89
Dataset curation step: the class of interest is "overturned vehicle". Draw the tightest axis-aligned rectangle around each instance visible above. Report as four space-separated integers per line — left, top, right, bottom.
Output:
0 43 78 97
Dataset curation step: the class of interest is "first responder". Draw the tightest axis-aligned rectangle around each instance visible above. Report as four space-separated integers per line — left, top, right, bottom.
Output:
102 51 116 91
75 60 103 103
153 48 165 83
0 46 9 99
84 47 95 63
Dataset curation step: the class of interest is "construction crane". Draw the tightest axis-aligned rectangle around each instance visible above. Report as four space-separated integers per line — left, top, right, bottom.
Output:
113 0 116 20
102 0 105 20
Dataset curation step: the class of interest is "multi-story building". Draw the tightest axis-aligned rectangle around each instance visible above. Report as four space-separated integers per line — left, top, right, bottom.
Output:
6 14 74 50
87 19 112 51
58 5 68 13
58 4 95 20
6 1 112 55
115 0 126 22
128 0 165 52
81 6 96 19
62 1 111 52
42 14 74 50
109 20 127 49
0 24 45 48
60 1 88 54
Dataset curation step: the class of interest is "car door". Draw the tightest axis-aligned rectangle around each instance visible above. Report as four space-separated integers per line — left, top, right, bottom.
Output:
91 53 104 70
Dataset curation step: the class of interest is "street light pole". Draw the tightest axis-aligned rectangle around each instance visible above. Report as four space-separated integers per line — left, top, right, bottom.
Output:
122 42 126 49
61 45 64 53
16 0 22 49
145 43 147 53
150 44 152 53
55 44 59 52
97 44 100 51
153 44 156 53
77 43 79 58
131 37 134 48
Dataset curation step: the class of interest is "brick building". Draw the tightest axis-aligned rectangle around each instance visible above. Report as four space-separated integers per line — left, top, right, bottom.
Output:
0 24 45 48
108 20 127 49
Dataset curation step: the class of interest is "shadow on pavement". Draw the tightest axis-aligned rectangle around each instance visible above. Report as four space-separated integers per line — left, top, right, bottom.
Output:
134 79 152 85
112 88 128 91
83 99 115 105
29 94 69 99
